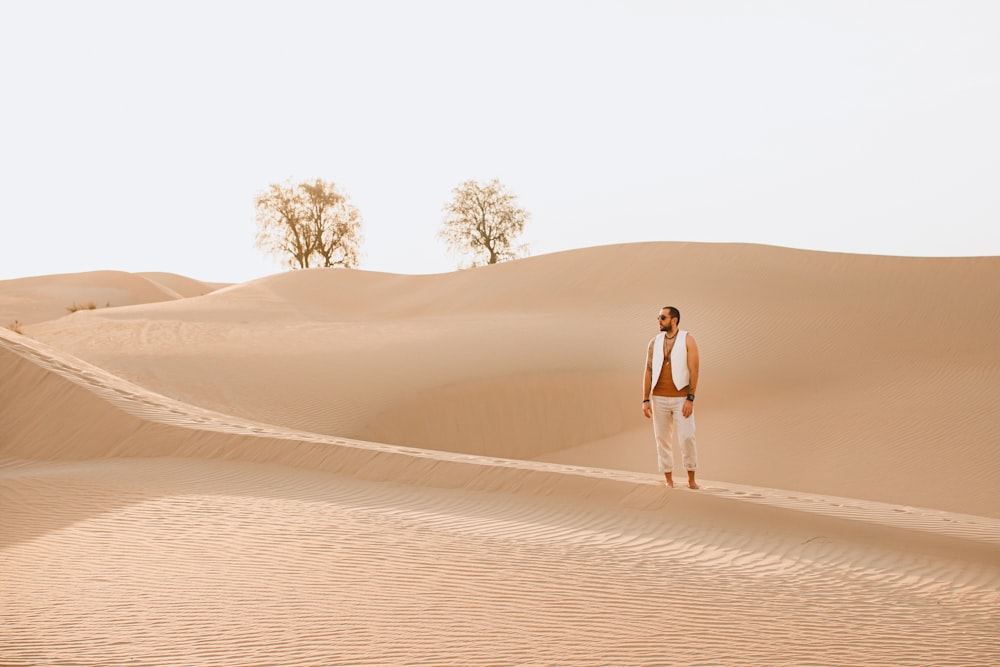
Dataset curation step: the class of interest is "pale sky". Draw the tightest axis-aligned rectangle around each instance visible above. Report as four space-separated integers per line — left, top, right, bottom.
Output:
1 1 998 283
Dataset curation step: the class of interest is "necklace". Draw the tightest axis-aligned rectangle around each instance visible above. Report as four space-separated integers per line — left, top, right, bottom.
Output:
664 333 676 364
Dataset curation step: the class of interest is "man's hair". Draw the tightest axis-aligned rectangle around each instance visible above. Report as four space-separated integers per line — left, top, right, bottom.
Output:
662 306 680 324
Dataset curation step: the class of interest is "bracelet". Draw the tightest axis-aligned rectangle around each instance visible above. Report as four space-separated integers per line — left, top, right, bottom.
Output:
642 399 650 403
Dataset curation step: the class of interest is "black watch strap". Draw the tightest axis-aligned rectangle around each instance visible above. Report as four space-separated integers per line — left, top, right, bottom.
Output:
686 394 695 402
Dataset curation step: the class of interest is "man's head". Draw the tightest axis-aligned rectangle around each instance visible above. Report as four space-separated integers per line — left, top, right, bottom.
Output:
658 306 680 332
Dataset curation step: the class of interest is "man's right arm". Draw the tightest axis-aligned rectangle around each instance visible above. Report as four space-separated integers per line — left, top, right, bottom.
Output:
642 340 653 416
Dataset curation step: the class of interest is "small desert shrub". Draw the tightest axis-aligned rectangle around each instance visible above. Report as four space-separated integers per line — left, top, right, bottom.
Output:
67 301 98 313
7 320 23 334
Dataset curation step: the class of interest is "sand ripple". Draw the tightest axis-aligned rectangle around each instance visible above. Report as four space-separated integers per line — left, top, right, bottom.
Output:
3 459 999 667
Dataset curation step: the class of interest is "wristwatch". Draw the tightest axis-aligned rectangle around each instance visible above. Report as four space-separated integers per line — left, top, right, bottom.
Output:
686 394 695 402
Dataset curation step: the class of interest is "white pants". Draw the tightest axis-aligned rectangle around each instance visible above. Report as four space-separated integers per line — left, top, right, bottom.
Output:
651 396 698 473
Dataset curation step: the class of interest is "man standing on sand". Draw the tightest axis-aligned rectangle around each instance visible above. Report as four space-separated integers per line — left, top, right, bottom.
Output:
642 306 700 489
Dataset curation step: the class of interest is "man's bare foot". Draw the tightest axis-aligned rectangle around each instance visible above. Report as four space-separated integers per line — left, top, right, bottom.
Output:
687 472 700 490
664 473 674 488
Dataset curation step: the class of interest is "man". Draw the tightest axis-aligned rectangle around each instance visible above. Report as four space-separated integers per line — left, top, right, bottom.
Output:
642 306 700 489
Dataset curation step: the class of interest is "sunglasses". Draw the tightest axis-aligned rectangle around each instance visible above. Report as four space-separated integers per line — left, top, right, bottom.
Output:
658 315 670 320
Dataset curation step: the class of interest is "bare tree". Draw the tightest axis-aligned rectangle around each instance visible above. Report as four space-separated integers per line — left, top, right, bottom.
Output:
439 178 530 267
255 179 363 269
300 179 362 268
255 182 310 269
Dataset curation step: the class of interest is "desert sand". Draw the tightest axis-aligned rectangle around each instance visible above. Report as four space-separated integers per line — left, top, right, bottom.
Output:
2 242 999 666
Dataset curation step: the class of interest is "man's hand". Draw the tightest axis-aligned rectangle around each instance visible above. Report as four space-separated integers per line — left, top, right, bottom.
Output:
642 401 652 418
682 400 693 418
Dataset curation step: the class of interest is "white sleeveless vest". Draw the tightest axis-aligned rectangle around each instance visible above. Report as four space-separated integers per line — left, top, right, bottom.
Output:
651 330 690 392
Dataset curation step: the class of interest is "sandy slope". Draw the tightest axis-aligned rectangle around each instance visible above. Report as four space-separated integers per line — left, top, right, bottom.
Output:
3 242 1000 665
2 326 999 666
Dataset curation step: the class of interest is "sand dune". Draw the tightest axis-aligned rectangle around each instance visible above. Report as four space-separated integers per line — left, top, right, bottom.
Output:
0 269 222 327
3 242 1000 665
16 243 1000 516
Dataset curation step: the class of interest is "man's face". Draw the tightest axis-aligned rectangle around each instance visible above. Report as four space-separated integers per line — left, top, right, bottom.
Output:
659 310 675 332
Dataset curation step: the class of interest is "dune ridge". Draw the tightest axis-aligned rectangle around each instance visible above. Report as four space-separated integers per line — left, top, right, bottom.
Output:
3 326 999 545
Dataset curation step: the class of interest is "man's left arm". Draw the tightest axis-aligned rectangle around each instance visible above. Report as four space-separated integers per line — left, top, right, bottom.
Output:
684 334 699 418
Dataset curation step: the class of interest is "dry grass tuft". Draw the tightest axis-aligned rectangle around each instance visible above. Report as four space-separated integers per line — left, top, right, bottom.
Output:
7 320 24 334
67 301 99 313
